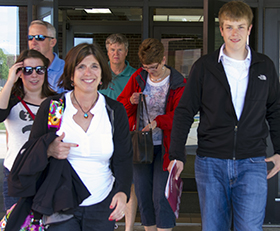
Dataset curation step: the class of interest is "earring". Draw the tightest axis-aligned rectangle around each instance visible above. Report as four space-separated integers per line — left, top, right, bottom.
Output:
71 81 74 87
99 81 103 85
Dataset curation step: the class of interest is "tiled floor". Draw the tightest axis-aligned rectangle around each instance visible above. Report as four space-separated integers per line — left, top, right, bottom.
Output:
115 223 201 231
115 223 280 231
115 214 202 231
115 214 280 231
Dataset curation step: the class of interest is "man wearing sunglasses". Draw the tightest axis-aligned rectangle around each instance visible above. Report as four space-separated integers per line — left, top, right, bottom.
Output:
28 20 65 93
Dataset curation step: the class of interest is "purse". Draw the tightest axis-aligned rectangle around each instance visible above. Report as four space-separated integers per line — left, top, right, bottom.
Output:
0 204 46 231
130 94 154 164
0 97 65 231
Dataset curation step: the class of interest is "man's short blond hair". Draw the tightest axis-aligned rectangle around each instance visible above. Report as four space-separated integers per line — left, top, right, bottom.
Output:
218 1 253 28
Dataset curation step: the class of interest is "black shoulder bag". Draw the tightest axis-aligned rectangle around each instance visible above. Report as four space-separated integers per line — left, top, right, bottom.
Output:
130 94 154 164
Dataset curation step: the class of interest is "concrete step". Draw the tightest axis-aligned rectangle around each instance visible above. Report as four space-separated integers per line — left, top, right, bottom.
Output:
180 191 200 213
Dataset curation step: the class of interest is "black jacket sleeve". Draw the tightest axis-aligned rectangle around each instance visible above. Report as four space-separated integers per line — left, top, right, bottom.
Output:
265 57 280 154
29 95 58 139
169 59 202 161
106 97 133 200
0 95 19 122
8 132 56 197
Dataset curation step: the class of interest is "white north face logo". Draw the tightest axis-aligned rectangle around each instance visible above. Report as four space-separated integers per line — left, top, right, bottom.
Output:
258 75 267 80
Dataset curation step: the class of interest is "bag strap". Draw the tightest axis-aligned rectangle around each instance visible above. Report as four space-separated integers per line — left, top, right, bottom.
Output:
135 94 151 131
135 94 142 131
142 95 151 124
16 95 35 120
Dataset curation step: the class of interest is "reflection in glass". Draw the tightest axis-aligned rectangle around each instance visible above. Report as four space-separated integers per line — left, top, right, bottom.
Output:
74 38 94 46
174 49 201 78
0 6 20 84
161 37 202 78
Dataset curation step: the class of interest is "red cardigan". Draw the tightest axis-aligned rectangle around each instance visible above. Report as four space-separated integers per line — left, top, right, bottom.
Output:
117 66 186 170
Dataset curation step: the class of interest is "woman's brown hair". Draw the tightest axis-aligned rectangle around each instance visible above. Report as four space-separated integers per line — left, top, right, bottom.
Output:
12 49 55 99
58 42 112 90
138 38 164 65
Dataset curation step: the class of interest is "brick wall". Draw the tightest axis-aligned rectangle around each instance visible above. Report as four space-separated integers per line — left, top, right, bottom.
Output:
80 33 203 71
37 22 204 74
65 33 142 69
94 33 142 69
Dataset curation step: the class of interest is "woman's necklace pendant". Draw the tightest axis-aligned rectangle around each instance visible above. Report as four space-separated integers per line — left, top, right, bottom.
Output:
72 91 99 119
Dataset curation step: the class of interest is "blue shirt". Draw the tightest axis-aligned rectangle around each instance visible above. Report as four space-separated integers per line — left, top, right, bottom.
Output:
99 60 136 100
48 52 65 93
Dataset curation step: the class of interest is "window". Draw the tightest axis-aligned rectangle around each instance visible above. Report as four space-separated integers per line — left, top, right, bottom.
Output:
0 6 23 84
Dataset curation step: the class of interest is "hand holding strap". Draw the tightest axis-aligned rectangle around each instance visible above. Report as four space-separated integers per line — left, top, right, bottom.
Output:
135 94 151 131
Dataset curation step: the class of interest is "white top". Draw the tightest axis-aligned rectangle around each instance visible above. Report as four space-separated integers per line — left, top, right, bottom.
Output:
56 91 114 206
142 75 170 145
219 44 251 120
4 101 39 171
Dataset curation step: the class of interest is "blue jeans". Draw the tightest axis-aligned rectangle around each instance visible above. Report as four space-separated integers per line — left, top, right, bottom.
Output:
47 189 115 231
195 155 267 231
133 145 175 229
2 167 19 211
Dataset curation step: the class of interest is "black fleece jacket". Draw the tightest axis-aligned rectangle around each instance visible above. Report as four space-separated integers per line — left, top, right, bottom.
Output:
170 47 280 160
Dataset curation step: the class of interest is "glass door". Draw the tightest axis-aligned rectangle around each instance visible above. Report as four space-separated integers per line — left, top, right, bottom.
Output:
60 7 142 66
154 29 203 78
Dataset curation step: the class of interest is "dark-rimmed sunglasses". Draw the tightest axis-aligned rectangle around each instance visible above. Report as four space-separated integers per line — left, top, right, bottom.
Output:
22 66 46 75
28 35 54 41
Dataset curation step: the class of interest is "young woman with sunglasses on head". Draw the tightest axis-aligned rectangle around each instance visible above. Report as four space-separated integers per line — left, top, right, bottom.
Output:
0 49 55 211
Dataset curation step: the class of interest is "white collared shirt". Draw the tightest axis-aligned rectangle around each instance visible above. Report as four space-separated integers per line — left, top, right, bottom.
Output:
56 91 114 206
218 44 251 120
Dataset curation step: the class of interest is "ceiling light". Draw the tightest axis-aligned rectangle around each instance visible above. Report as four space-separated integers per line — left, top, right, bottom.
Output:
84 8 111 14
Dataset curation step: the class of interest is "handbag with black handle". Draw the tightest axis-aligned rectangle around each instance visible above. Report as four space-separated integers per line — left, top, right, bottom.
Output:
130 94 154 164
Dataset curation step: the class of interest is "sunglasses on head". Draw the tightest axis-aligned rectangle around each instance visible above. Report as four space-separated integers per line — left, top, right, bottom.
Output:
28 34 54 41
22 66 46 75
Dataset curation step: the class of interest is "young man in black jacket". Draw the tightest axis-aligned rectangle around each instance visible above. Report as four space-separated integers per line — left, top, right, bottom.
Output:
169 1 280 230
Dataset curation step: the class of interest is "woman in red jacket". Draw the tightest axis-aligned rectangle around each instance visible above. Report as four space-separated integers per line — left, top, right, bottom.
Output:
117 38 185 231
